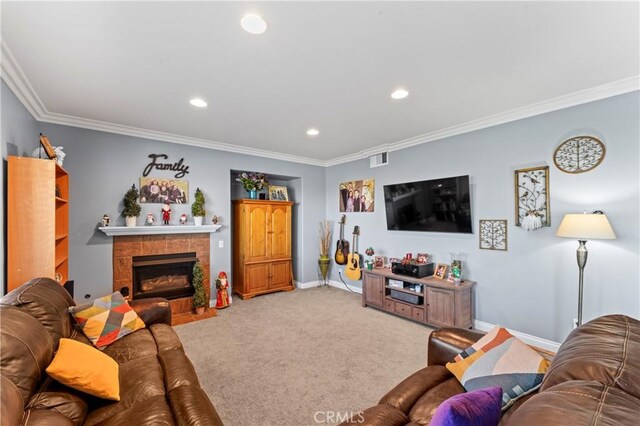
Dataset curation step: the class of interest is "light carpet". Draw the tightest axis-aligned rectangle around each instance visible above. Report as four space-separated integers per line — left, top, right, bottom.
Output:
175 286 433 426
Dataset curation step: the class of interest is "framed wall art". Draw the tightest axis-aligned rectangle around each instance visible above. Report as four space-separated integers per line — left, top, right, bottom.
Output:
553 136 605 174
269 185 289 201
139 177 188 204
339 179 375 212
479 220 507 251
514 166 550 228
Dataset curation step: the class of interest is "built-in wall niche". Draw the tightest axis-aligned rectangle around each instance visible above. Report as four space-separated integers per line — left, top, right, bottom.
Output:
230 169 300 202
229 170 302 281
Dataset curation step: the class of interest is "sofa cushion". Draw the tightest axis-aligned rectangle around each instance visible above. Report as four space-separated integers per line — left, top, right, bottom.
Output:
101 328 158 364
431 386 502 426
22 408 76 425
446 326 549 409
407 377 466 424
168 385 224 425
541 314 640 399
499 381 640 426
1 277 75 348
26 390 88 425
69 292 145 349
46 338 120 401
1 376 24 425
0 306 54 403
342 404 407 425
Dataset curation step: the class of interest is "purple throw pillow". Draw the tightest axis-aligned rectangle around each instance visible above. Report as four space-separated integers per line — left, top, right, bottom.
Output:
431 387 502 426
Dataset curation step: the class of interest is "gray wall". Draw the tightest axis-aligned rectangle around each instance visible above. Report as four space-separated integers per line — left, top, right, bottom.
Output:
1 81 39 292
24 121 325 302
325 91 640 343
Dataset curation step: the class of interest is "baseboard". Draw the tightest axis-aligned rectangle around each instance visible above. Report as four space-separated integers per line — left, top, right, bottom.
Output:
295 280 362 294
473 320 561 353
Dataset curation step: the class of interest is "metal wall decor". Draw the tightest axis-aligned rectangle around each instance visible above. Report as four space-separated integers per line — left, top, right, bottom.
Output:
479 220 507 251
514 166 550 228
553 136 605 174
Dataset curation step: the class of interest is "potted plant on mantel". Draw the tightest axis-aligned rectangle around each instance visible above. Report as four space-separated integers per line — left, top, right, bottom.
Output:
192 260 206 315
318 220 331 284
191 188 206 226
122 184 141 227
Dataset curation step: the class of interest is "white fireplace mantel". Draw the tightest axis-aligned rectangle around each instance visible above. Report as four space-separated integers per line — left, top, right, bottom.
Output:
98 225 222 237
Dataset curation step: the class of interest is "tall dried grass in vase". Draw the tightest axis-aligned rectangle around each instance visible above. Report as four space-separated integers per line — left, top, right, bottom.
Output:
319 220 331 259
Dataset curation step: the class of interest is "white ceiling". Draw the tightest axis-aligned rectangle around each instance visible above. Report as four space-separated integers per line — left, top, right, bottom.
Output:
2 2 639 165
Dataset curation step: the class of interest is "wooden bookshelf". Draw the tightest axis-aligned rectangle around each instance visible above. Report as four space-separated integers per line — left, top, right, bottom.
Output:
7 157 69 291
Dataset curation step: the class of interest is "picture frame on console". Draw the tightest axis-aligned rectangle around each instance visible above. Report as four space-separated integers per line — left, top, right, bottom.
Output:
433 263 447 280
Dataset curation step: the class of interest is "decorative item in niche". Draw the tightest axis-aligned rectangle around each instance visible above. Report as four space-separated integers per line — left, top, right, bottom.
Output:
143 154 190 178
236 172 269 199
339 179 375 212
554 136 605 174
269 185 289 201
514 166 550 230
139 177 188 204
479 220 508 251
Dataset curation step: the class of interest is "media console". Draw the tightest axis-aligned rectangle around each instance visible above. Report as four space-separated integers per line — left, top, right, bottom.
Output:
362 268 475 328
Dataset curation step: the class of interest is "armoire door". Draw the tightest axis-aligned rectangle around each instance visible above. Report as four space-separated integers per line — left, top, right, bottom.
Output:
245 263 269 293
269 204 291 259
245 204 270 262
269 260 291 290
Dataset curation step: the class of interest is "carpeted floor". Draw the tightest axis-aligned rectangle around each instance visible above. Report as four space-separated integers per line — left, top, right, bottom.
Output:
175 286 433 426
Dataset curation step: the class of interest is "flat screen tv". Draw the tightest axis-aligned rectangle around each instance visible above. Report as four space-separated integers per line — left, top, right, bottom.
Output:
383 175 472 233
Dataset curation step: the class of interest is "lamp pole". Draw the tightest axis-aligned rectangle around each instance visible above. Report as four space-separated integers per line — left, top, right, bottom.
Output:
576 240 588 326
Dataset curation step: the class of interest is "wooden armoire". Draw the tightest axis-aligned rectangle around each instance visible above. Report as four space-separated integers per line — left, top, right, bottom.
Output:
232 200 294 299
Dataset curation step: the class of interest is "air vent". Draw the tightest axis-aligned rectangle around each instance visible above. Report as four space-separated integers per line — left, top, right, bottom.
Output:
370 152 389 168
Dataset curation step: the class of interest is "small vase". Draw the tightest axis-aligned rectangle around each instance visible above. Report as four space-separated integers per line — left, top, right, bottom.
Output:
194 216 204 226
195 306 205 315
125 216 137 227
248 189 258 199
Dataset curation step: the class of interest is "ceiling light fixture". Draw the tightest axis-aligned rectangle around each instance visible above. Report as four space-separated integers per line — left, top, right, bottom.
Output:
241 14 267 34
391 89 409 100
189 98 207 108
306 128 320 136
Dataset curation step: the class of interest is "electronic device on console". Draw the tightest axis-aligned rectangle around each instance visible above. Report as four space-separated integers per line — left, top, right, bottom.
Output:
391 262 434 278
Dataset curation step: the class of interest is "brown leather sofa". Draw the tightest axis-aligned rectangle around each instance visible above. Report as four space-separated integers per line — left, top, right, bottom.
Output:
342 314 639 425
1 277 223 425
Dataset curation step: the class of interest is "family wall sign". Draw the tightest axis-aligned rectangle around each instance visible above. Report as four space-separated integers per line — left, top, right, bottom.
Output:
143 154 190 178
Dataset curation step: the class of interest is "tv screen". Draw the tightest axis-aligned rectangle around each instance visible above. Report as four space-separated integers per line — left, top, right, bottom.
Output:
384 175 472 233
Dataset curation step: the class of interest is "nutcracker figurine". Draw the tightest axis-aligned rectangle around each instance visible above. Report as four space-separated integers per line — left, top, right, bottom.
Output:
215 272 230 309
161 201 171 225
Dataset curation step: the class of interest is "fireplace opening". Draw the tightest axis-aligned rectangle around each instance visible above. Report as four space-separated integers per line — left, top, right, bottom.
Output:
132 252 197 300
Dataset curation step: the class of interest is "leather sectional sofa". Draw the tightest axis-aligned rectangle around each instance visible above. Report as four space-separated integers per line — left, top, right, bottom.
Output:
0 277 222 425
342 314 639 425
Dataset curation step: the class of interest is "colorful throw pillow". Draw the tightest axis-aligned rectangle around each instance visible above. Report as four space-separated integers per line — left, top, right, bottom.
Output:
69 292 145 349
446 327 549 409
431 386 502 426
46 338 120 401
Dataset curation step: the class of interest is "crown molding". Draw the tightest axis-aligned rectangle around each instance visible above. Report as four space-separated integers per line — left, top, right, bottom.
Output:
3 40 638 168
324 76 640 167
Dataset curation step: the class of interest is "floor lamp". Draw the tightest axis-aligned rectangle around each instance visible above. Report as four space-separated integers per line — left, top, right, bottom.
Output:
556 211 616 326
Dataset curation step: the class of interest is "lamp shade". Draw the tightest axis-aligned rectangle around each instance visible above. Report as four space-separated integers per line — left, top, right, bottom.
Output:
556 213 616 240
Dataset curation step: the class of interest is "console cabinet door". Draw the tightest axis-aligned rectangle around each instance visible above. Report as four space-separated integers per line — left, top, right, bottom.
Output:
364 273 384 308
426 287 455 326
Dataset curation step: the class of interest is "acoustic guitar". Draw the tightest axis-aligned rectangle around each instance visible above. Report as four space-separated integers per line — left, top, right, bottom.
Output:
345 226 362 281
334 215 349 265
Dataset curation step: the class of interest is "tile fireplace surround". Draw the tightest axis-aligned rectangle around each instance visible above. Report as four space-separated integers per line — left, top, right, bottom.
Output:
112 233 211 317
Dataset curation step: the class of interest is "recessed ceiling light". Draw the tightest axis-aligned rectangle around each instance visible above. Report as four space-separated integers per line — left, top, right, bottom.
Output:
189 98 207 108
391 89 409 100
306 128 320 136
241 14 267 34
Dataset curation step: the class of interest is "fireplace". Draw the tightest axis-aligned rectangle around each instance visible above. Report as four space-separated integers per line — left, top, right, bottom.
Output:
132 252 197 300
